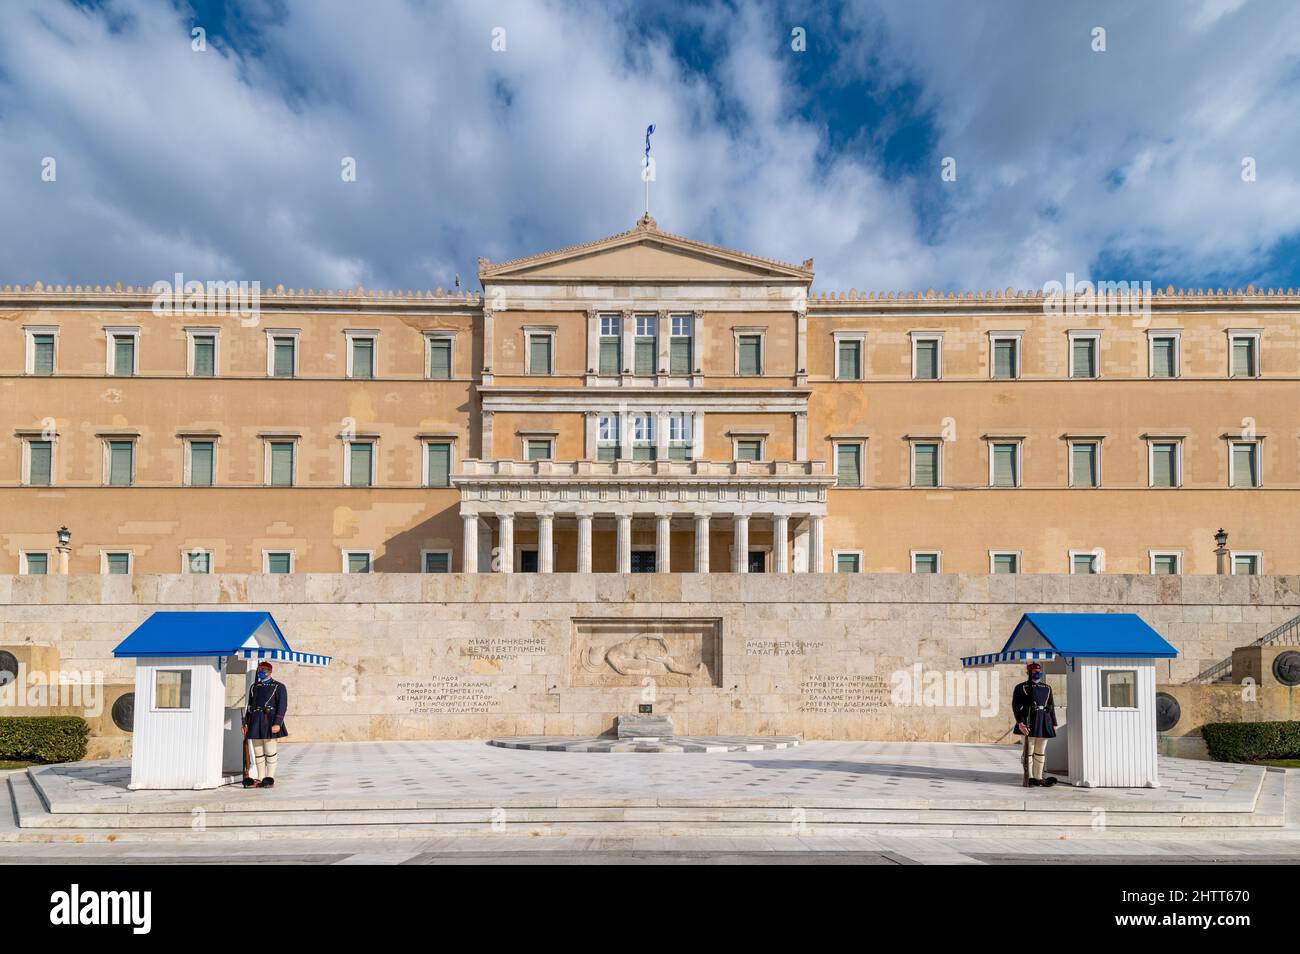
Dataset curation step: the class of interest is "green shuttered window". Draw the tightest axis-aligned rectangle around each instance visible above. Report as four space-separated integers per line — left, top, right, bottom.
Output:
347 553 371 574
272 338 295 377
836 553 861 573
1072 554 1097 574
991 443 1018 487
736 439 763 462
836 444 862 488
992 553 1018 574
529 334 552 374
1153 554 1178 574
24 553 49 575
1071 337 1097 378
269 442 294 486
113 335 135 375
1151 443 1178 487
1231 337 1257 377
108 441 133 486
351 338 374 379
913 443 939 487
992 338 1017 379
33 334 55 375
105 553 131 574
424 552 450 573
428 338 452 379
670 336 691 375
1231 443 1258 488
634 337 656 375
1071 442 1098 487
738 334 762 375
913 553 939 574
599 337 621 375
837 340 861 379
189 441 214 486
349 442 373 487
426 442 451 487
28 441 52 486
266 553 292 574
1151 337 1176 378
914 339 939 379
192 336 216 376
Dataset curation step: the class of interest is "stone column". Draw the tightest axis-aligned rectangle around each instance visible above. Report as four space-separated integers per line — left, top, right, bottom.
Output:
585 309 599 376
461 513 479 573
616 513 632 573
537 512 554 573
620 309 635 377
795 411 808 462
481 308 495 384
655 513 671 573
694 513 711 573
496 513 514 573
772 514 790 573
584 412 598 461
809 513 825 573
733 513 750 573
576 513 593 574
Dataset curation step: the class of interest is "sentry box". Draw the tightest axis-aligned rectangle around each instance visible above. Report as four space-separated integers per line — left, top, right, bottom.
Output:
113 612 331 790
962 613 1178 788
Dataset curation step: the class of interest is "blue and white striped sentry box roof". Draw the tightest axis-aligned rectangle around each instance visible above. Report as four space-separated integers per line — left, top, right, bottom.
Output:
238 647 332 668
961 648 1057 669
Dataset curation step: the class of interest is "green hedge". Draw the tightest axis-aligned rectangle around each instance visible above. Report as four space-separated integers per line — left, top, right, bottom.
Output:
1202 721 1300 764
0 717 89 764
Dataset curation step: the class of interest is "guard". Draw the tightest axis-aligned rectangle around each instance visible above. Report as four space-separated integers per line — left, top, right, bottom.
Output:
242 661 288 788
1011 661 1058 787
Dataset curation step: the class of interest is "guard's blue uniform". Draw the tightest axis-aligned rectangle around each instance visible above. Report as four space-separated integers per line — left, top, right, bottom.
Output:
244 678 288 739
1011 680 1056 738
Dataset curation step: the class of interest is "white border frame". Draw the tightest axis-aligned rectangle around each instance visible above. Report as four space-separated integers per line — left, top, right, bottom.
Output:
1067 438 1102 488
1231 551 1263 575
910 439 943 488
911 550 942 573
1227 329 1261 378
342 549 374 574
832 439 865 488
1146 438 1183 488
1227 439 1262 488
832 549 863 573
265 328 301 378
183 436 218 487
1146 329 1181 379
1148 550 1183 575
988 550 1022 574
987 330 1023 380
20 550 51 575
151 668 194 713
264 437 298 487
1068 549 1104 574
184 326 220 377
1067 330 1102 379
344 328 379 379
104 326 140 376
102 437 136 487
733 327 766 376
524 326 556 375
833 331 867 381
1098 668 1140 711
420 548 453 573
343 438 377 487
423 330 457 379
100 549 133 575
23 325 58 375
523 436 555 461
181 549 213 574
21 435 56 487
421 438 456 488
987 439 1023 488
910 331 943 380
262 550 295 574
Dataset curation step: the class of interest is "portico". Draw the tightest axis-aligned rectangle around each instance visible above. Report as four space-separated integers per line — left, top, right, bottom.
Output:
455 459 832 573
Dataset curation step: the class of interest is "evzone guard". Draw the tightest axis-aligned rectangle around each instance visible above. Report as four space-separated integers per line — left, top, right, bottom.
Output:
242 661 288 788
1011 661 1059 787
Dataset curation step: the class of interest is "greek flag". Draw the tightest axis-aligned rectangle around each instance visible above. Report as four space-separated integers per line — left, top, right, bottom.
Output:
644 123 655 163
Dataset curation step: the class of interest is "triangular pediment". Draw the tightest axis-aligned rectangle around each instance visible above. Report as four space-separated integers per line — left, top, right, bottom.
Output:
479 216 813 284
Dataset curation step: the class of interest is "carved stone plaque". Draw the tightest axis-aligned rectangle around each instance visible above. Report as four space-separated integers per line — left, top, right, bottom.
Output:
571 618 722 688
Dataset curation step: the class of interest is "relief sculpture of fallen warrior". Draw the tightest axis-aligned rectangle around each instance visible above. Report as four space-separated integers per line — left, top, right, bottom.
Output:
581 636 706 678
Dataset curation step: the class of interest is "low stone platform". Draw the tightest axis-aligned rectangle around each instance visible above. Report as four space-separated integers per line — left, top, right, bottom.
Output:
5 741 1291 843
488 735 800 753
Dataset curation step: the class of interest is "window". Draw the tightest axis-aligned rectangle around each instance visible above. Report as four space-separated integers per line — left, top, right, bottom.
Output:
834 551 862 573
425 441 452 487
597 415 620 461
423 550 451 573
25 327 57 375
1149 333 1179 378
1232 553 1261 575
912 552 940 574
1100 669 1137 709
519 550 540 573
735 438 764 462
912 441 941 487
187 329 218 377
527 331 554 375
345 551 372 574
187 440 215 487
737 333 763 375
154 669 192 710
633 315 657 375
25 439 53 486
264 551 293 574
525 438 553 461
631 414 655 460
836 336 863 380
347 441 375 487
835 442 863 488
1229 332 1260 378
103 551 132 575
990 334 1020 380
1069 332 1100 378
108 330 138 376
598 315 622 375
1230 441 1260 488
1069 441 1099 488
669 315 693 375
1150 552 1181 575
1149 441 1181 488
270 334 298 378
21 552 49 575
630 550 657 573
347 332 377 379
268 441 295 487
106 440 134 486
667 414 693 460
989 442 1021 488
427 335 453 379
183 551 211 574
990 552 1020 574
912 334 942 380
1071 552 1099 574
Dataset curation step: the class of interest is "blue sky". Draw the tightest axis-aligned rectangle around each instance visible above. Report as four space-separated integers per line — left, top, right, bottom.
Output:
3 0 1300 294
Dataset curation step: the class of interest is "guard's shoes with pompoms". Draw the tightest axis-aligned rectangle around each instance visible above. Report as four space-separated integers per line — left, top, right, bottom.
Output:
1043 776 1059 787
242 778 259 788
260 777 275 788
1027 778 1042 787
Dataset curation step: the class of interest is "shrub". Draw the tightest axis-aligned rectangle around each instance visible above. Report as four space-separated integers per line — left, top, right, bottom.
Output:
1201 721 1300 764
0 716 89 764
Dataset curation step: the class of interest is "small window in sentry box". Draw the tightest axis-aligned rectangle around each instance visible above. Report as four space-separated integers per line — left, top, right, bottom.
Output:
1100 669 1137 709
154 670 192 710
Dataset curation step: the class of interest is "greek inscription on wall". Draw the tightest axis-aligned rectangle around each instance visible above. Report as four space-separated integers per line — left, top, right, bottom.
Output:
745 639 825 656
798 674 890 713
397 675 498 714
463 636 547 660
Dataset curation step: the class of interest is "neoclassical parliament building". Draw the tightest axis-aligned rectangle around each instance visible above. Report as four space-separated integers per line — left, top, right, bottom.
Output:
3 215 1298 577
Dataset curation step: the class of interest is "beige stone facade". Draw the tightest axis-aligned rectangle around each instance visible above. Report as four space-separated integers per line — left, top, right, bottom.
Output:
3 215 1299 575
